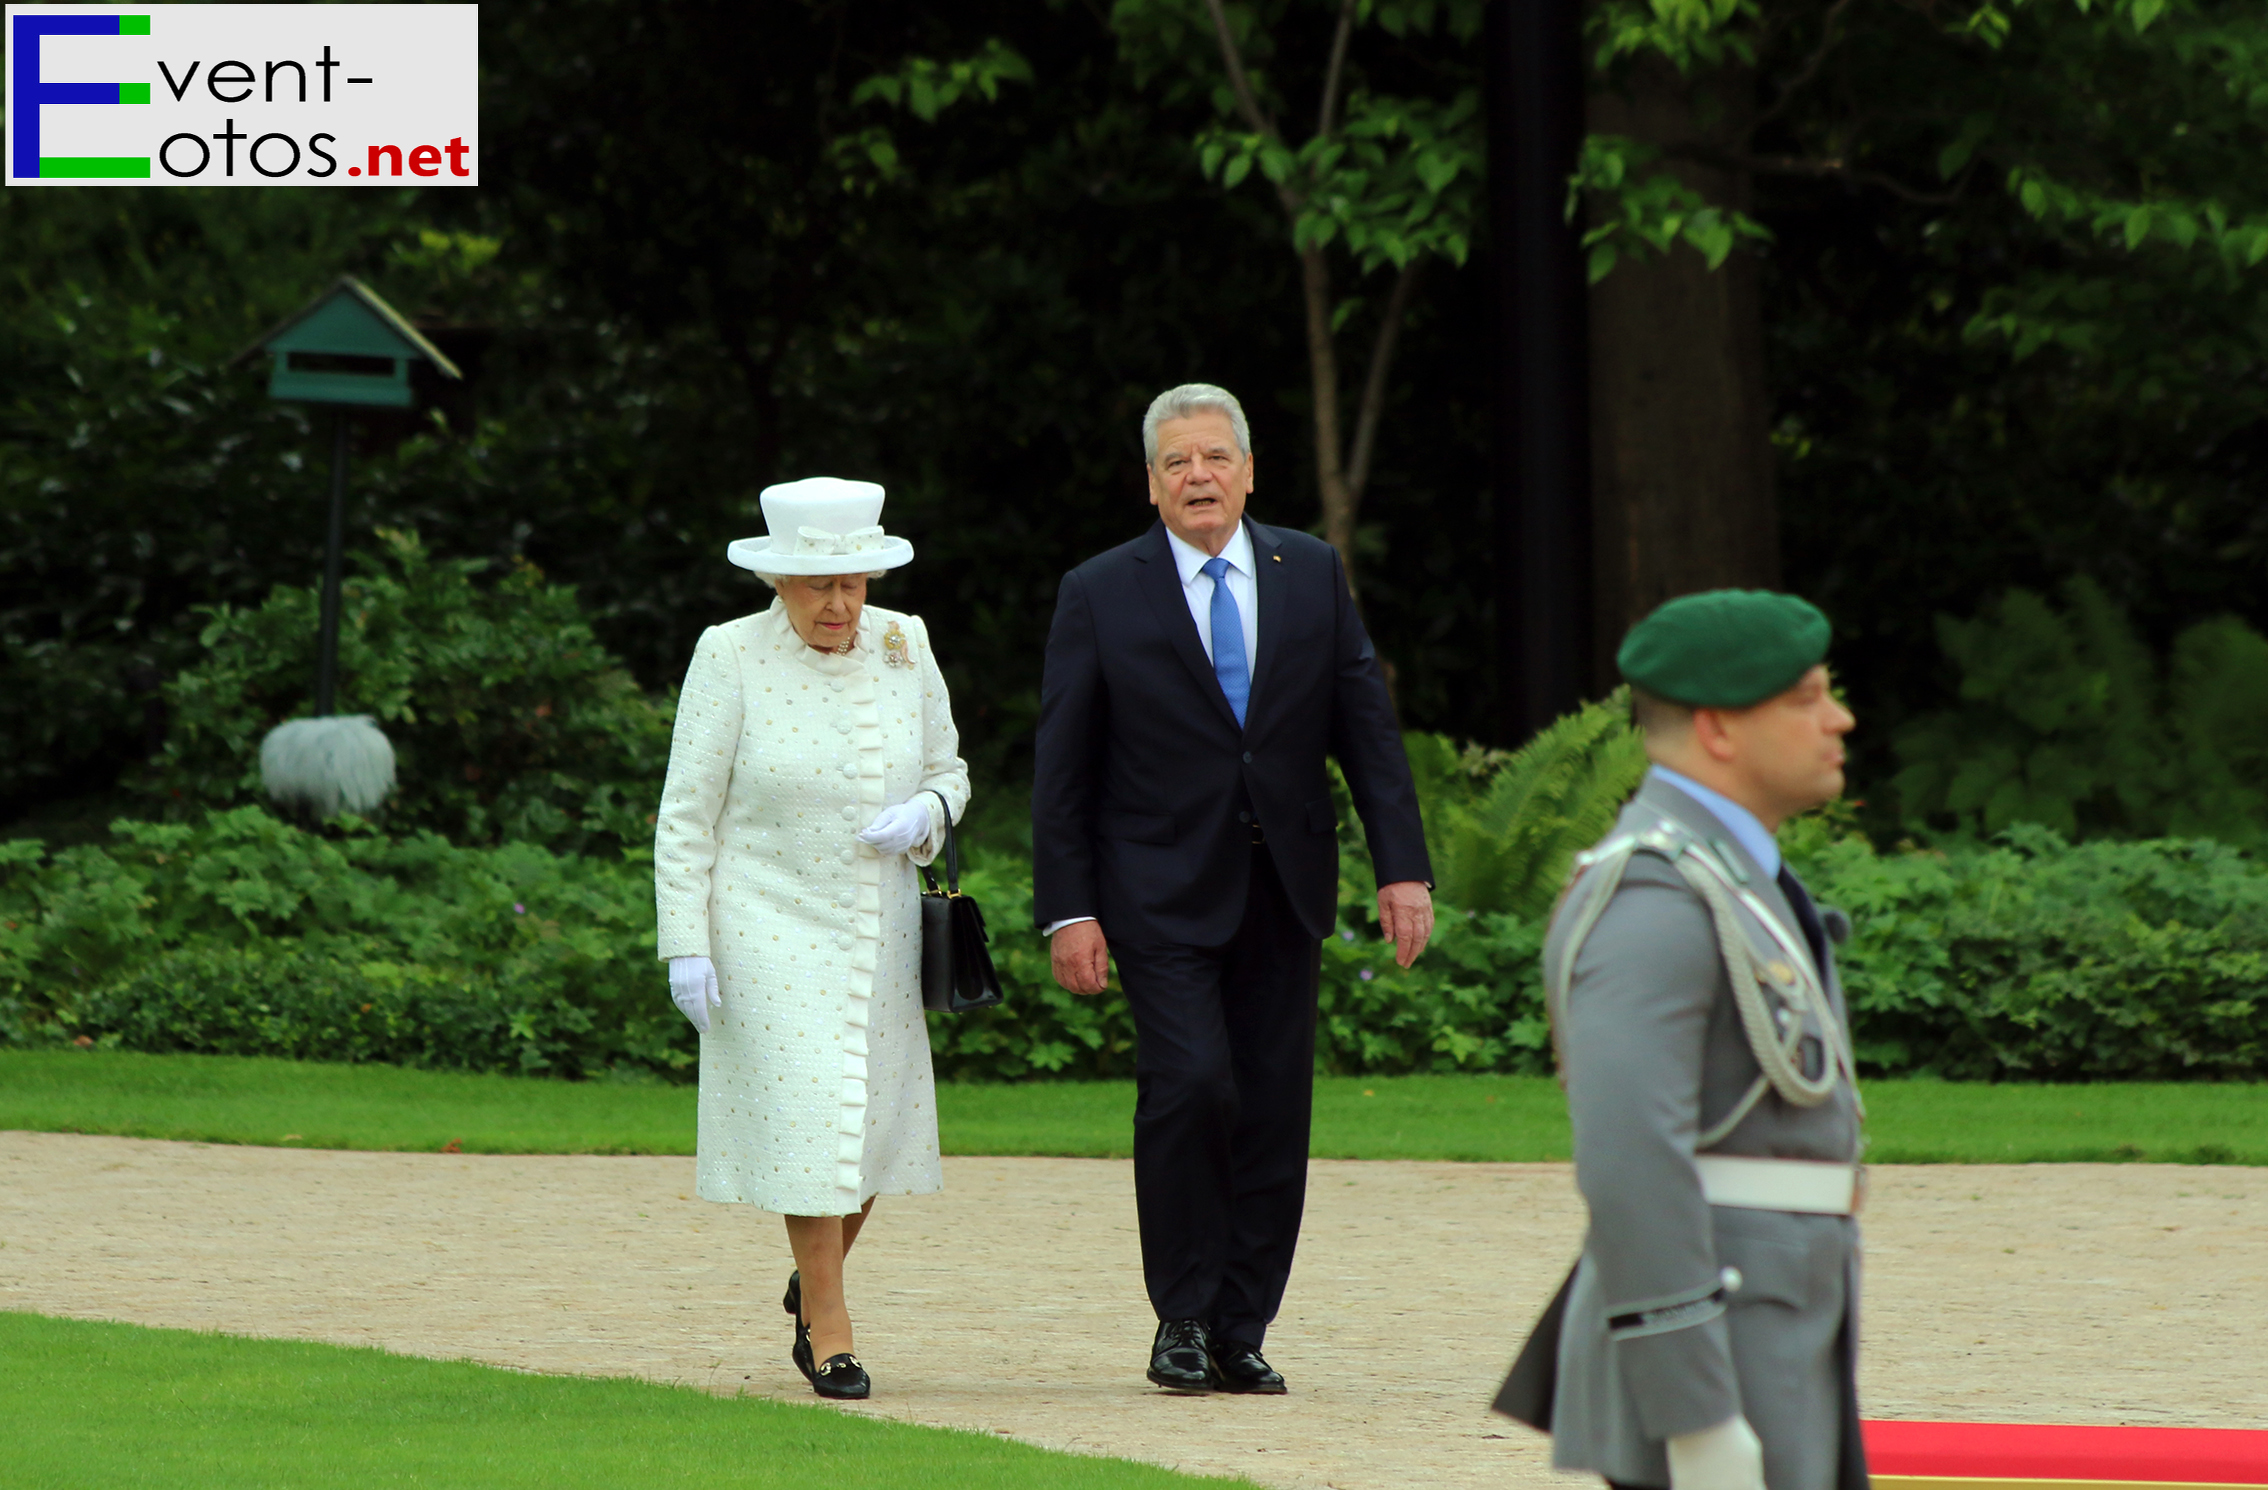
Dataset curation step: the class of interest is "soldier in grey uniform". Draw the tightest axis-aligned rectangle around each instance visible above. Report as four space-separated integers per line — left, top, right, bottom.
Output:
1497 589 1867 1490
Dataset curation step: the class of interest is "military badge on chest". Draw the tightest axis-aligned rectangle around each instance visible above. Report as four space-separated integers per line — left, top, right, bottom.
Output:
882 621 913 668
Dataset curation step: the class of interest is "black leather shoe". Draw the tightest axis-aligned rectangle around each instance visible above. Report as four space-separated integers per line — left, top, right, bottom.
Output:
783 1270 801 1318
1147 1319 1214 1393
791 1325 817 1386
1209 1341 1286 1394
812 1352 871 1400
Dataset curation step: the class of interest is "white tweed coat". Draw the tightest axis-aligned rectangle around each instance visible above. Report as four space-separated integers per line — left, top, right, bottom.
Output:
653 598 970 1216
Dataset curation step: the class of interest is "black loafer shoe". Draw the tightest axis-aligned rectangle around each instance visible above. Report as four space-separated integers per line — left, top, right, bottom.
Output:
783 1270 801 1319
1146 1319 1214 1393
812 1352 871 1400
1209 1341 1286 1394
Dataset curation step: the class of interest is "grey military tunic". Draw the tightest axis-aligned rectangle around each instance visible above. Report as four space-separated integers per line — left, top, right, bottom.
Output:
1542 778 1866 1490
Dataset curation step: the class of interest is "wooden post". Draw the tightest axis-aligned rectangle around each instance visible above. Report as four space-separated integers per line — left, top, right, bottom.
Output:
314 409 349 717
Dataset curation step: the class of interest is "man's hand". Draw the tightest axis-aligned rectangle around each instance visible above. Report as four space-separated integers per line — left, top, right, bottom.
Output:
1051 920 1111 995
1377 881 1434 968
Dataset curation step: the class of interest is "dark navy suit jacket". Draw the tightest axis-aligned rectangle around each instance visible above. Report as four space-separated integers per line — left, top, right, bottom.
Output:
1031 516 1431 946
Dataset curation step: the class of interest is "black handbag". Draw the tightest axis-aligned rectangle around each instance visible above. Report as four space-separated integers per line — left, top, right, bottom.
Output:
918 790 1004 1014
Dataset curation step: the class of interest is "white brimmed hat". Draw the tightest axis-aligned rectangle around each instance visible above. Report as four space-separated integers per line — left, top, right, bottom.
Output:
726 477 915 576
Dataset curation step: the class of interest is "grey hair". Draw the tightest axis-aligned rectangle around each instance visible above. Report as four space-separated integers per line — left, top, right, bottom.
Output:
767 573 886 587
1142 383 1251 465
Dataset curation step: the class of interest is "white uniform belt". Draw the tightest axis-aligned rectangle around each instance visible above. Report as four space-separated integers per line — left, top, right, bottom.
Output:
1695 1155 1858 1215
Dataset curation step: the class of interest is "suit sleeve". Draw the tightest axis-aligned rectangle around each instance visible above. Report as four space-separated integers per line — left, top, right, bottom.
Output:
1323 546 1432 888
653 625 742 961
1031 569 1106 928
906 614 970 868
1563 866 1742 1439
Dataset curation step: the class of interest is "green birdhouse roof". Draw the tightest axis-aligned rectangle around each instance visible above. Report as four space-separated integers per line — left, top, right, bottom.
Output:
246 276 464 376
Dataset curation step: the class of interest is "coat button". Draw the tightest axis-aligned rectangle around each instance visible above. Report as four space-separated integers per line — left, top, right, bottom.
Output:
841 806 857 821
836 933 853 950
1242 751 1253 763
841 763 857 777
840 848 855 864
829 679 845 692
1237 811 1250 823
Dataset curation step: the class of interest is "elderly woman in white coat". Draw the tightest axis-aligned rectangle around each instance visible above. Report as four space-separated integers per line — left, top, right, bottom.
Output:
653 477 970 1401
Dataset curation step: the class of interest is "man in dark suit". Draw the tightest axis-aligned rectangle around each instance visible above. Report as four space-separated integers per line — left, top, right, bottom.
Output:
1032 382 1434 1394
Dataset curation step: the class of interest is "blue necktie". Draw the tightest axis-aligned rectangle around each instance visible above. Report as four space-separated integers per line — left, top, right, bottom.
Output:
1201 556 1250 726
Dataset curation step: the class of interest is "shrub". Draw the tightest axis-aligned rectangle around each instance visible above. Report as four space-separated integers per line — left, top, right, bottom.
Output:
0 808 686 1080
1893 578 2268 848
1402 690 1648 919
1793 822 2268 1080
7 801 2266 1085
146 529 671 854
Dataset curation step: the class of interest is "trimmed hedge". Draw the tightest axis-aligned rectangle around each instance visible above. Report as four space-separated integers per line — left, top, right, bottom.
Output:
4 808 2265 1082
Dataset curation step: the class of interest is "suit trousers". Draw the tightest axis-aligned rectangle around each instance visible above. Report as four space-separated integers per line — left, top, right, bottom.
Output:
1114 843 1323 1349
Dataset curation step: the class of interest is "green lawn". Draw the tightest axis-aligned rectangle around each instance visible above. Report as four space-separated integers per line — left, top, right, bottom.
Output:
0 1311 1248 1490
3 1048 2262 1162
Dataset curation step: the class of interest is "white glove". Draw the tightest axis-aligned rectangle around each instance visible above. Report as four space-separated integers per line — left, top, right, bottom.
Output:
667 955 721 1034
1668 1416 1765 1490
855 800 932 858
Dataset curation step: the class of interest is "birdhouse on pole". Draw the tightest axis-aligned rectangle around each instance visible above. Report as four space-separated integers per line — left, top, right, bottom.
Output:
256 275 463 407
237 277 462 820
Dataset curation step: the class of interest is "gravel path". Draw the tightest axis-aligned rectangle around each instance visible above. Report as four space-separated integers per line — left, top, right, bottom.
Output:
2 1133 2262 1488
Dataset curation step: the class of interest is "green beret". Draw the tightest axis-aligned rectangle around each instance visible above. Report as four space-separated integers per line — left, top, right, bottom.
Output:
1617 589 1831 708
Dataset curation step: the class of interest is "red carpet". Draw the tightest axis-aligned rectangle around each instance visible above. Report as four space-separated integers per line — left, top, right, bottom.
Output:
1865 1421 2268 1485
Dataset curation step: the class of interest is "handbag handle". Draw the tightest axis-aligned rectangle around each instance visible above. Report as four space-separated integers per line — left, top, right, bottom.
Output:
920 788 959 894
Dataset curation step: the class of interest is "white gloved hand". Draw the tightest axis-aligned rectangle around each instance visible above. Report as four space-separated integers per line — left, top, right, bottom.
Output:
856 800 933 858
668 955 721 1034
1667 1416 1765 1490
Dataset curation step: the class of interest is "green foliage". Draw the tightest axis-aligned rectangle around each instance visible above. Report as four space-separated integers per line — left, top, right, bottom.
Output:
8 789 2268 1084
1893 579 2268 846
1117 0 1485 273
0 808 683 1080
853 39 1036 124
1196 88 1484 271
926 846 1140 1081
1589 0 1759 71
1572 135 1773 284
1402 690 1651 919
149 529 672 854
1793 823 2268 1081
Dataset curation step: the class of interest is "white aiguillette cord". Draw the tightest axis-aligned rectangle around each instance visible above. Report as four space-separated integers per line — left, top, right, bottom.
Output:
1545 821 1860 1150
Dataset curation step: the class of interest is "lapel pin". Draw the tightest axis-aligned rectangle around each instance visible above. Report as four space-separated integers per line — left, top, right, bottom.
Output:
1272 555 1282 563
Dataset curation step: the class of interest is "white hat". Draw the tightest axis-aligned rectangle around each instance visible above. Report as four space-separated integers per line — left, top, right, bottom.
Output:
727 477 915 576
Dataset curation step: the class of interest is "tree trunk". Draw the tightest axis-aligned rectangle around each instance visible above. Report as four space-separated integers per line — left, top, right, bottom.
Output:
1586 57 1777 687
1302 246 1358 580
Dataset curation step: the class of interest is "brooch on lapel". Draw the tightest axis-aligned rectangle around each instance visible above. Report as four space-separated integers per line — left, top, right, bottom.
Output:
882 620 913 668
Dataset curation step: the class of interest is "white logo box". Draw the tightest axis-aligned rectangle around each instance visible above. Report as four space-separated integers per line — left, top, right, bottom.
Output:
6 3 477 186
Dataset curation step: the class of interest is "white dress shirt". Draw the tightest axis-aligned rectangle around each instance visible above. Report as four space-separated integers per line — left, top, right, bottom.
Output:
1164 520 1260 671
1047 520 1262 938
1647 763 1781 879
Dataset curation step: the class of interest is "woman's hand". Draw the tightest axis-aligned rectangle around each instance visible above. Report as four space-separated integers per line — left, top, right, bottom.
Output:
856 800 932 857
668 955 722 1034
